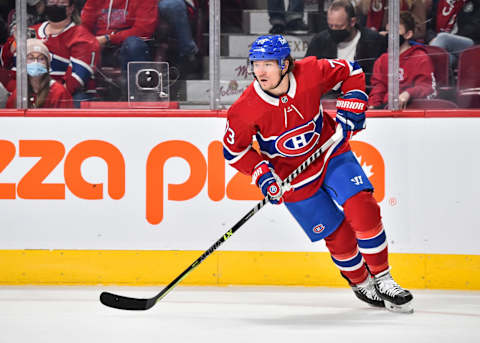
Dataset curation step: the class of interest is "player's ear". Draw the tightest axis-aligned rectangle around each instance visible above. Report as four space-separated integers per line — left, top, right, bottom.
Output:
282 59 289 73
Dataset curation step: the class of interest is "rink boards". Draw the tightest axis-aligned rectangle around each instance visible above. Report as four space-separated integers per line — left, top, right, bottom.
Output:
0 110 479 289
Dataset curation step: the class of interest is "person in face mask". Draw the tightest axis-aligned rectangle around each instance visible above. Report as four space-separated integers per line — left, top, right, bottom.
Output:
368 11 436 109
1 0 99 107
6 39 73 108
305 0 387 90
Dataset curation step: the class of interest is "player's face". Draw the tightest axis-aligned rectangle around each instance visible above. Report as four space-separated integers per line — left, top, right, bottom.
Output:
252 60 282 91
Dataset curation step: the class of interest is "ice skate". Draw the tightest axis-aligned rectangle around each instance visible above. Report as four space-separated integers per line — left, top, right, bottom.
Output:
373 269 414 313
351 275 385 308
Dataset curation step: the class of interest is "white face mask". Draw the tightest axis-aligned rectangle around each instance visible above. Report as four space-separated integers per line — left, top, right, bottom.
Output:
27 62 48 77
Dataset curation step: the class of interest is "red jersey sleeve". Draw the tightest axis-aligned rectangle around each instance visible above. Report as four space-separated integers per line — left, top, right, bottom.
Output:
79 0 98 34
223 106 263 176
109 1 158 45
1 35 15 69
64 26 100 95
315 58 366 94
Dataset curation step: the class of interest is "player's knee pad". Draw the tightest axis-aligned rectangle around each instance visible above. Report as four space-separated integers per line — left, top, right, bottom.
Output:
343 191 381 234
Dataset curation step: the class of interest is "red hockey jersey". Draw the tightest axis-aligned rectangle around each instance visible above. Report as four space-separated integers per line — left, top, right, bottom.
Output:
7 79 73 108
368 45 436 107
80 0 158 45
223 56 366 203
1 21 100 95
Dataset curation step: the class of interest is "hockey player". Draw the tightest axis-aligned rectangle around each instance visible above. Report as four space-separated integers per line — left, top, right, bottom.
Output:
222 34 414 313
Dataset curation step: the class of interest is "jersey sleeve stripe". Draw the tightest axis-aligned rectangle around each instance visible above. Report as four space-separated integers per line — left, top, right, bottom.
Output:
223 144 252 164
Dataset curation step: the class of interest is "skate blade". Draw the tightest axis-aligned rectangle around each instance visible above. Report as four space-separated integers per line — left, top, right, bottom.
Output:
385 300 414 314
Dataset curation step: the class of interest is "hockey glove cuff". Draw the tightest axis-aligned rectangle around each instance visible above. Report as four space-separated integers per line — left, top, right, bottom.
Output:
336 90 368 140
252 160 284 205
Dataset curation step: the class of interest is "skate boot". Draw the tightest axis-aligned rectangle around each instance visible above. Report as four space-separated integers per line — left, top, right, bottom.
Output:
351 275 385 308
373 269 414 313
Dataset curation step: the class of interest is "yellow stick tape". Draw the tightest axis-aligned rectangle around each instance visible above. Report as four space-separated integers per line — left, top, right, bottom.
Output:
0 250 478 289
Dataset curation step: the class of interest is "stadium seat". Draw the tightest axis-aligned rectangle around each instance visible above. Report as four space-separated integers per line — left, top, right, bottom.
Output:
424 45 450 87
456 45 480 108
407 98 457 109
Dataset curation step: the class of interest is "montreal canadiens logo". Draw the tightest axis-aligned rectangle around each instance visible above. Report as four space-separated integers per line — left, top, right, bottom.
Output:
275 121 321 157
313 224 326 234
268 184 279 194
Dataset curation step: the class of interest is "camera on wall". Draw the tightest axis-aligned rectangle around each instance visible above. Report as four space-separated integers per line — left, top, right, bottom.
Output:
127 62 169 105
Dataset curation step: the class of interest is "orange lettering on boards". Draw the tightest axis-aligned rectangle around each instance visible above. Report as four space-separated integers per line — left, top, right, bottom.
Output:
146 140 263 224
17 140 65 199
207 141 225 201
0 140 126 200
64 140 125 200
146 140 207 225
0 140 16 199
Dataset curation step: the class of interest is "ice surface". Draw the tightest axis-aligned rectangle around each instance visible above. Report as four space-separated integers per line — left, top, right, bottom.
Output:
0 286 479 343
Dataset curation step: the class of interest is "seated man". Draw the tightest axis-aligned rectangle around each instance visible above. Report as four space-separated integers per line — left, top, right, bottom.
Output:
80 0 158 96
368 11 436 109
305 0 387 88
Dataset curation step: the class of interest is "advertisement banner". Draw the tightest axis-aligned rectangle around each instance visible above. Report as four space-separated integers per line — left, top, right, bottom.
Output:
0 117 479 255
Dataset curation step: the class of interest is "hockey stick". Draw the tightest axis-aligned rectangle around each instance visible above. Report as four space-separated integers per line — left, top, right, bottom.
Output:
100 125 343 310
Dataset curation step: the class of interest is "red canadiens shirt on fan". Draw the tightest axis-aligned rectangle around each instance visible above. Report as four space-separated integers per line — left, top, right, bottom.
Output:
222 56 366 203
368 44 436 108
1 22 100 95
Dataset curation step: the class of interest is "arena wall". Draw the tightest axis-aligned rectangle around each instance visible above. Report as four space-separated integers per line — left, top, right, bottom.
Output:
0 109 478 290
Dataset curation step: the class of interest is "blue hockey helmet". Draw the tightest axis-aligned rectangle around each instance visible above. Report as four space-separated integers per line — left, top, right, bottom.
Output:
248 35 291 69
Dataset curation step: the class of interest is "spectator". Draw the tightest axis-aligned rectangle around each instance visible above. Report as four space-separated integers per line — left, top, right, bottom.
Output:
268 0 309 35
456 0 480 44
7 39 73 108
7 0 47 36
1 0 100 106
158 0 201 79
359 0 427 42
369 11 436 109
427 0 476 69
81 0 158 93
305 0 387 87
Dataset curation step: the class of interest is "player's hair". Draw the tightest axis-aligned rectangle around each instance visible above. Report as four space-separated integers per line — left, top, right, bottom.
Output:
285 55 295 74
400 11 416 34
329 0 356 20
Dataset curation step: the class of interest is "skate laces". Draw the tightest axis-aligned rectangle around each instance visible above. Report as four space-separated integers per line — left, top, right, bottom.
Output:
375 272 404 297
357 277 383 301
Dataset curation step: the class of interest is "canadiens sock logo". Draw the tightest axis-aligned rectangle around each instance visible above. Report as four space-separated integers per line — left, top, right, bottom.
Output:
313 224 326 234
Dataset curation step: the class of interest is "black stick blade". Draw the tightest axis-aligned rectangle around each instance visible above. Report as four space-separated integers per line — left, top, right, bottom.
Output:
100 292 156 311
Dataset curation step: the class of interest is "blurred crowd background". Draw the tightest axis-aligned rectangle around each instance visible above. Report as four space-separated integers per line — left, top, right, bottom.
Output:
0 0 479 109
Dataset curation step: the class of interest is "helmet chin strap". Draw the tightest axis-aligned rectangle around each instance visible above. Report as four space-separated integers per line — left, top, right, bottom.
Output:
273 69 288 90
253 68 289 93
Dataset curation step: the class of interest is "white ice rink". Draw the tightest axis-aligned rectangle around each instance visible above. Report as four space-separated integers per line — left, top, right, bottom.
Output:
1 286 479 343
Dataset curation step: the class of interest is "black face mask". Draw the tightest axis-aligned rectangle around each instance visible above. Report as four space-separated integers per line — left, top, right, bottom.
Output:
328 28 351 44
385 34 407 46
45 5 68 23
